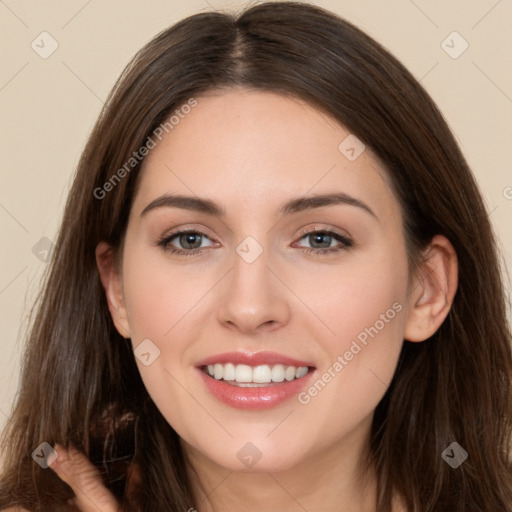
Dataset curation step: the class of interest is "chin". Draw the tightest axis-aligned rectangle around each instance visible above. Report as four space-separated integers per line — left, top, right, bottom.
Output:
201 439 308 473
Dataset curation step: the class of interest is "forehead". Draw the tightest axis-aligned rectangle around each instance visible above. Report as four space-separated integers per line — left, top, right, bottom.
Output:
132 89 399 223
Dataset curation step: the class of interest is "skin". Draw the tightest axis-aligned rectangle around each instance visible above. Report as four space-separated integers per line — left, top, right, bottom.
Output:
47 88 458 512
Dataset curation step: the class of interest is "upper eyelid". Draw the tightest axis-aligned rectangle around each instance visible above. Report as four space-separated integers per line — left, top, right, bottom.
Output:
295 224 350 239
160 224 216 240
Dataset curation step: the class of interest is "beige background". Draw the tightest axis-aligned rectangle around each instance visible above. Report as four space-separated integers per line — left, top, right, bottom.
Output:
1 0 511 433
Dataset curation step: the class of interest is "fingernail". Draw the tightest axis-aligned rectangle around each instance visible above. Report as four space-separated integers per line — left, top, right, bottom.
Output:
49 444 62 468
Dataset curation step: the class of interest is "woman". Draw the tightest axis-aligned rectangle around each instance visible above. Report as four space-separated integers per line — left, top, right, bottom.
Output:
1 2 511 511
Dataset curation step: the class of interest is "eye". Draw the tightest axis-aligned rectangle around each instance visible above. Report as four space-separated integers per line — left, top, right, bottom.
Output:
155 227 353 258
156 229 215 257
293 228 353 255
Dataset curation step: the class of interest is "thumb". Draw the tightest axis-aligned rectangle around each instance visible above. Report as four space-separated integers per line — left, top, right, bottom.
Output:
49 444 120 512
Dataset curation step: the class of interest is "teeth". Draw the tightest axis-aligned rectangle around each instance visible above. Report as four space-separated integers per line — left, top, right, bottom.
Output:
235 364 253 383
214 364 223 380
271 364 285 382
223 363 235 381
205 363 310 383
285 366 296 381
253 364 272 383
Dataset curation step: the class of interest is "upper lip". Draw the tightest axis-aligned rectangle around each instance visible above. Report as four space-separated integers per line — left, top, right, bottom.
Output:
196 351 315 368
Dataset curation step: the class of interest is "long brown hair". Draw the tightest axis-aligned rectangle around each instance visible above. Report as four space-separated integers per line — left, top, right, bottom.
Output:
1 2 511 511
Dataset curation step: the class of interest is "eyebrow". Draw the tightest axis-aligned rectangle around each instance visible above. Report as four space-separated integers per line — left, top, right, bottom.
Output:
140 192 377 220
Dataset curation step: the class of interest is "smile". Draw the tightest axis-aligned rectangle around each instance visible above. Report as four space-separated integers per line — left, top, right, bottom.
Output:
195 351 316 409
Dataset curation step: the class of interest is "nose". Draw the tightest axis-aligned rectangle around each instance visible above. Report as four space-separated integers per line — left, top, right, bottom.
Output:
216 245 290 334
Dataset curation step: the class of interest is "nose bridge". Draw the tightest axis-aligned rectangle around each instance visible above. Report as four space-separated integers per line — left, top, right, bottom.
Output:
216 236 289 332
232 240 270 295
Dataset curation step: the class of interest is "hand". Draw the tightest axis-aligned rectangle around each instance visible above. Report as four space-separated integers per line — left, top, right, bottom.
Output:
49 444 122 512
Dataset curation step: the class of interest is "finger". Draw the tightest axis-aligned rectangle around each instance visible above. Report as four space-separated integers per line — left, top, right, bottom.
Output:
49 444 120 512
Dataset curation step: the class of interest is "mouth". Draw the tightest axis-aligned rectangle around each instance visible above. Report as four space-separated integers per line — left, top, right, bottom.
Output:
195 352 316 409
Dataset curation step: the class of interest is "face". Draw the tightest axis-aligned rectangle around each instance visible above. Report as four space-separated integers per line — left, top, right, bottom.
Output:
109 89 414 473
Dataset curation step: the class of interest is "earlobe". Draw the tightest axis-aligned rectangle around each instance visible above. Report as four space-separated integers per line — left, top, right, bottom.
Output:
404 235 458 342
95 242 131 338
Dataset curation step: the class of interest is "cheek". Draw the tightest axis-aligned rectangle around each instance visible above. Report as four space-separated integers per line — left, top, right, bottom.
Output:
121 244 211 345
120 245 211 434
297 243 408 354
325 266 406 357
120 244 212 409
294 241 408 414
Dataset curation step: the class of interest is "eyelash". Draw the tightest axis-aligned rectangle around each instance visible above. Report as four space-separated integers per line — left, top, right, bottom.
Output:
155 228 353 257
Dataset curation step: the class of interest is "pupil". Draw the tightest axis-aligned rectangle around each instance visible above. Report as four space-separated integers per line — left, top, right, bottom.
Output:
311 233 331 248
181 233 201 249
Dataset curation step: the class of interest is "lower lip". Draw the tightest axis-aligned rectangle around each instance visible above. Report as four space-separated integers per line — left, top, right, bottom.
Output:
197 368 315 410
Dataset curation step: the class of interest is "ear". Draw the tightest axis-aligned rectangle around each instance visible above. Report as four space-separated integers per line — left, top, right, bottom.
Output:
404 234 458 342
95 241 131 338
